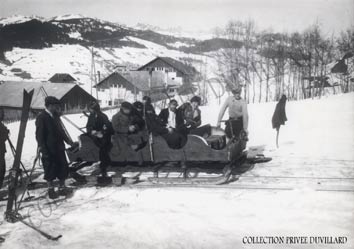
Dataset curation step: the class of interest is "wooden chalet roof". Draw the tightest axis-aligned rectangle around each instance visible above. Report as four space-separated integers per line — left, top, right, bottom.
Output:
95 71 167 91
138 57 198 76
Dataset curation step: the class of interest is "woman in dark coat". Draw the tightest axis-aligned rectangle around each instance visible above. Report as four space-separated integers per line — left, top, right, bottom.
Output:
272 94 287 148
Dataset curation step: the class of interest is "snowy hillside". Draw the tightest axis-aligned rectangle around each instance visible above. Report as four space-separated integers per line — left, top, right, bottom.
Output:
0 15 226 94
0 92 353 249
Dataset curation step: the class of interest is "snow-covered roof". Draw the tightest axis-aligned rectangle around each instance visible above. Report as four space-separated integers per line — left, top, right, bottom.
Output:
96 71 167 91
0 81 91 110
138 57 198 76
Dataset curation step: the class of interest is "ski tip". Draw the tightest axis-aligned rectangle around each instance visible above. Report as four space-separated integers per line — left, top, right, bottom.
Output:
51 235 62 241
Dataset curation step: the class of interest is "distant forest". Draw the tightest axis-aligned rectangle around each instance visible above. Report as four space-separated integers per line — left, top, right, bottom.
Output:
211 20 354 102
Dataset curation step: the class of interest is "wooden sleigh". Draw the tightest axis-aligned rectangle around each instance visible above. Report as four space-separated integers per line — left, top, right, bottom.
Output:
67 128 251 185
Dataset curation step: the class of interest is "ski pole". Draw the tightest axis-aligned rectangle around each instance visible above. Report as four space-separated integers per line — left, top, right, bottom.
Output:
19 218 62 241
7 211 62 241
7 137 30 179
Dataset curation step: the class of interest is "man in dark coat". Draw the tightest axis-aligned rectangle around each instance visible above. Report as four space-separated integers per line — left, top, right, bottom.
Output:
35 96 74 199
0 108 9 188
142 96 155 114
132 101 146 131
272 94 288 148
86 101 113 177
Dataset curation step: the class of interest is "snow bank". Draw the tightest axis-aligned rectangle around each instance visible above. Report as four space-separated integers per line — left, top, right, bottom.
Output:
0 93 353 249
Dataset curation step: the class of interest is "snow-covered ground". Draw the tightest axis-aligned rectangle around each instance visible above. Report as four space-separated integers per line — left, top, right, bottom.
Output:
0 93 353 249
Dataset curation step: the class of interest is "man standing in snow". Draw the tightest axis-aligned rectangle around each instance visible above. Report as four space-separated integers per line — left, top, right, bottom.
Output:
35 96 74 199
0 108 9 188
217 85 249 138
86 101 113 177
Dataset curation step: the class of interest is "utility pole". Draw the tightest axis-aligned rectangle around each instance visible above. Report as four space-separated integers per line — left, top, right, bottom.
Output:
90 47 98 99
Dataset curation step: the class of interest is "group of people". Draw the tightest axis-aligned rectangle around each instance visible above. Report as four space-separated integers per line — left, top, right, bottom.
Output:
85 95 213 178
0 85 286 200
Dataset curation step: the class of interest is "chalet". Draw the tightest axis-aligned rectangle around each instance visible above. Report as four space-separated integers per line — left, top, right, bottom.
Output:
48 73 77 83
137 57 199 83
95 70 182 107
304 76 332 89
303 76 340 97
0 81 96 113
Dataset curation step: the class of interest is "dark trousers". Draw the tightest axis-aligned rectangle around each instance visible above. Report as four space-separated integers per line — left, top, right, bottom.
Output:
225 118 243 138
42 150 69 181
189 124 212 137
0 153 5 188
99 146 111 171
162 132 187 149
89 134 112 171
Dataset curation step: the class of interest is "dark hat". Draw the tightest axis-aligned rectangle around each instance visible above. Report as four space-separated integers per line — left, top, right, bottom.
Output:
45 96 61 107
169 99 178 106
133 101 143 109
89 101 100 111
121 101 133 110
190 96 201 104
142 96 152 104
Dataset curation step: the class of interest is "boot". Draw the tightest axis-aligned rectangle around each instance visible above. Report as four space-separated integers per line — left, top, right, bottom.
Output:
57 186 73 196
48 187 59 199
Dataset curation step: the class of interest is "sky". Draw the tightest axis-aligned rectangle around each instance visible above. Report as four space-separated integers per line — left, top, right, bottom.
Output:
1 0 353 35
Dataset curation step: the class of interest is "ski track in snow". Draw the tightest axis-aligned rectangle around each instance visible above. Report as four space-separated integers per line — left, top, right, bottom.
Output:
0 93 353 249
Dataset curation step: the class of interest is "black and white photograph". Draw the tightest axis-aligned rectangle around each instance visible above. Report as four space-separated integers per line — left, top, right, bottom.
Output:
0 0 353 248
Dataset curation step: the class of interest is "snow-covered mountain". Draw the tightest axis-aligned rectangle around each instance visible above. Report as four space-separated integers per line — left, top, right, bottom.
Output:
0 15 240 93
0 15 46 26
